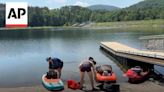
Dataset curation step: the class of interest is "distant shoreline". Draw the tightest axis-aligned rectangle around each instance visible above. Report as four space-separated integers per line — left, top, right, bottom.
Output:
0 19 163 31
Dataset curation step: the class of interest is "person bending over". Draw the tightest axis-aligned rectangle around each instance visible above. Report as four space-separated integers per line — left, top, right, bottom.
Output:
47 57 63 78
79 57 97 90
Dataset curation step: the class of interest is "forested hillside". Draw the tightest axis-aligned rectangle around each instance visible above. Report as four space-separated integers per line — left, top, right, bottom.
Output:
0 4 5 27
90 0 164 22
28 6 92 27
87 4 120 11
0 0 163 27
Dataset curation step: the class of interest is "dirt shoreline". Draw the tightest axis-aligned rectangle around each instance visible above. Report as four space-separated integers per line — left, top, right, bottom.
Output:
0 81 163 92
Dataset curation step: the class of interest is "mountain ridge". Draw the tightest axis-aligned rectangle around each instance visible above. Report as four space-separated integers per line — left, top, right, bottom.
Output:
87 4 120 11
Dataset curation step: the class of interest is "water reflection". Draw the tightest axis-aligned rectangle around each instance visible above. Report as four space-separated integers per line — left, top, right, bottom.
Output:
0 28 164 87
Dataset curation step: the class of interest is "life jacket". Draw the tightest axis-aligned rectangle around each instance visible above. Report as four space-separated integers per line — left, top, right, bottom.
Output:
67 80 80 90
126 69 140 78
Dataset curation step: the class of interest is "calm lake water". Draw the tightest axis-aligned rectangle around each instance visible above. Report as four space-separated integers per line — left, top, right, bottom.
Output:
0 28 164 87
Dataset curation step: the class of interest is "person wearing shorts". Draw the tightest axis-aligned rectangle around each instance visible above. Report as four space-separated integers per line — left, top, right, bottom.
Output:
79 57 97 90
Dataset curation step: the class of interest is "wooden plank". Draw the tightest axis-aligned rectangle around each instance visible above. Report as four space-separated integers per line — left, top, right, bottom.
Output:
101 42 138 52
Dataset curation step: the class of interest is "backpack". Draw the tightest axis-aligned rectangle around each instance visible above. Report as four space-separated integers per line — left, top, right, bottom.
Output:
46 70 58 79
103 83 120 92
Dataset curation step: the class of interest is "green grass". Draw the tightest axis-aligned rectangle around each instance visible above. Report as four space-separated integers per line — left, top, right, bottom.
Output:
93 19 164 28
1 19 163 31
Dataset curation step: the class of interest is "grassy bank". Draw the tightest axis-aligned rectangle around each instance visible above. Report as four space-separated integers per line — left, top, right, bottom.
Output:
92 19 164 28
0 19 164 31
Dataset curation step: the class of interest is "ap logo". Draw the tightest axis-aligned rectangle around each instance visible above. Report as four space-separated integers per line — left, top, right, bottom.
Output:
6 2 28 28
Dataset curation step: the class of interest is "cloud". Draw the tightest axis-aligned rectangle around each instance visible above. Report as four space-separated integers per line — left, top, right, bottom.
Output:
47 0 66 4
74 1 89 7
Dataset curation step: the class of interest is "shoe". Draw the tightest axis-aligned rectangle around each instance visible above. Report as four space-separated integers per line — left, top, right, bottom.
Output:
92 87 98 91
79 86 84 90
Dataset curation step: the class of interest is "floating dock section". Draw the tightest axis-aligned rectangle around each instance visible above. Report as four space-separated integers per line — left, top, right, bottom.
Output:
100 42 164 66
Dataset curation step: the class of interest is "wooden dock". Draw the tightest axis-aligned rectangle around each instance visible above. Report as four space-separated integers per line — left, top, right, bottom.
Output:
100 42 164 66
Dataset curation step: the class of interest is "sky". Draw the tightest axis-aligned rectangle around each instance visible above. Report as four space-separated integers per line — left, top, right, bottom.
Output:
0 0 144 9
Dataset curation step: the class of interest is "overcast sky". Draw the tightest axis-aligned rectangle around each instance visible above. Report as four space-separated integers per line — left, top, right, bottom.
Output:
0 0 144 9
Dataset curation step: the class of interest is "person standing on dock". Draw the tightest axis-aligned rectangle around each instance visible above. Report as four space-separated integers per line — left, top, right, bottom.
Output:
46 57 63 78
79 57 97 90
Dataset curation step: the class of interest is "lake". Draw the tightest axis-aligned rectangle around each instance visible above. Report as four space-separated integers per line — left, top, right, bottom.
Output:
0 28 164 87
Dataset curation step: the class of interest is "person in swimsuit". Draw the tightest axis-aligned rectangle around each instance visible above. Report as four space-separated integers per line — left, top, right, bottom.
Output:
79 57 97 90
